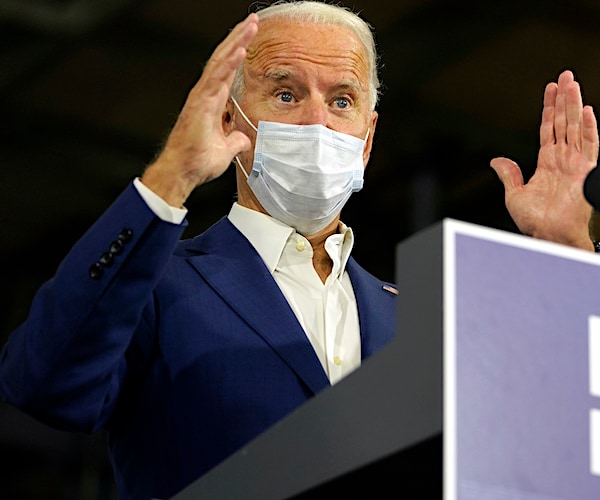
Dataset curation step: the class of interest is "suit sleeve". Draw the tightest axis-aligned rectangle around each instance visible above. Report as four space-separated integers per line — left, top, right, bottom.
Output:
0 182 186 432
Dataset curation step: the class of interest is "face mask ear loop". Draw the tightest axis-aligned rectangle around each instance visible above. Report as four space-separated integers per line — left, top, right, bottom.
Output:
230 96 258 133
361 128 371 156
230 96 257 179
234 156 250 179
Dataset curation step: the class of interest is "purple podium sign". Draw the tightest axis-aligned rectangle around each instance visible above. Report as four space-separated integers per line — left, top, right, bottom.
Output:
443 219 600 500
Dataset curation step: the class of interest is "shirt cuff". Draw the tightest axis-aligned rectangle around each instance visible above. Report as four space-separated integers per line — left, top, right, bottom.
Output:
133 177 187 224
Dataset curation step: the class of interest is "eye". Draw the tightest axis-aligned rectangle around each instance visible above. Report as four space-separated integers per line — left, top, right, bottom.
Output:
334 97 350 109
277 91 294 103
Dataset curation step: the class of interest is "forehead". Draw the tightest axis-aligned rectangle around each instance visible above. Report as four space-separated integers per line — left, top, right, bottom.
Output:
245 17 370 89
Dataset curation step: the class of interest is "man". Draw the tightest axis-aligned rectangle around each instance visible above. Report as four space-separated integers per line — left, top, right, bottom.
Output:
0 1 597 499
1 3 393 499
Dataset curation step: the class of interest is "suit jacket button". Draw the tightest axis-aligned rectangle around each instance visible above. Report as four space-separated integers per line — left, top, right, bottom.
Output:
89 263 104 280
99 252 113 266
118 228 133 242
109 239 124 255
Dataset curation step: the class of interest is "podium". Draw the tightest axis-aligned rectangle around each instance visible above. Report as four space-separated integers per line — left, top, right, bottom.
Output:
173 219 600 499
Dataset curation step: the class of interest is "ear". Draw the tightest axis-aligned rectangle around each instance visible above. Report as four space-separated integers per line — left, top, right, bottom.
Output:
222 98 235 133
362 111 378 167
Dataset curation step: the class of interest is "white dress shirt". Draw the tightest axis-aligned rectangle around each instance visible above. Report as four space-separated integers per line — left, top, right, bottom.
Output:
133 178 361 384
228 203 361 385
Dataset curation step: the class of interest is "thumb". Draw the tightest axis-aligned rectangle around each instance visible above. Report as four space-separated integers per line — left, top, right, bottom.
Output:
490 157 524 192
227 130 252 158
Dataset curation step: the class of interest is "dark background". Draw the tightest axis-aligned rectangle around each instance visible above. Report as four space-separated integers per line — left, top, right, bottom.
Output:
2 0 600 497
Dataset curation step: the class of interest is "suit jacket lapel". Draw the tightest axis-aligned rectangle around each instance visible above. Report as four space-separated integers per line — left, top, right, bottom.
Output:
184 218 330 395
347 257 396 359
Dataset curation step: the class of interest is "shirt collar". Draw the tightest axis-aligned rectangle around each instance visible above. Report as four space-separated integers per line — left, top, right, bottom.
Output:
227 203 354 276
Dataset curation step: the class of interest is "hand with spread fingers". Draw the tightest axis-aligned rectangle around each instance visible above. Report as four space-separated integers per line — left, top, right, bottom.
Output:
491 70 599 251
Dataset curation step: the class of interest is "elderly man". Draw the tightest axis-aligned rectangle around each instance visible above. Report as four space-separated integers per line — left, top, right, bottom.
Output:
0 1 597 499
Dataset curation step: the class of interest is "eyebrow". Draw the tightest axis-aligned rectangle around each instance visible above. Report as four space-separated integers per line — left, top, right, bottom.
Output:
264 69 292 83
263 69 363 94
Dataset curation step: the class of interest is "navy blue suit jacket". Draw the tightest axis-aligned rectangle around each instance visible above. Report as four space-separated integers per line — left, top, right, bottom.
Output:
0 183 397 499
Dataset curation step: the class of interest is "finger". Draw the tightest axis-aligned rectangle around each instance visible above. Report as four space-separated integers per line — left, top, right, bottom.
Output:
490 157 525 193
583 105 600 163
210 13 259 72
557 69 575 88
554 73 570 145
565 80 584 151
540 82 557 146
192 14 259 99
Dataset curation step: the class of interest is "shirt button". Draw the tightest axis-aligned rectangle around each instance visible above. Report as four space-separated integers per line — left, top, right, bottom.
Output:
295 240 306 252
333 356 343 366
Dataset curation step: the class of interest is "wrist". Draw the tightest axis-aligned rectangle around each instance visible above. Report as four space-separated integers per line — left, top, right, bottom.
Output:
140 162 197 209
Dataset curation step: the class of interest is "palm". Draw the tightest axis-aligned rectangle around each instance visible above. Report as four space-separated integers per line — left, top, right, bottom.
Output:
491 70 599 250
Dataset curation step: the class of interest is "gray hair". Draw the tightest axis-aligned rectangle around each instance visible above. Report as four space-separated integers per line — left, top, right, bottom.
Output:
230 0 381 110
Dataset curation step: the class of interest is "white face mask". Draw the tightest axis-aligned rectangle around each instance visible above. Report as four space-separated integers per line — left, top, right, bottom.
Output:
232 97 368 236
